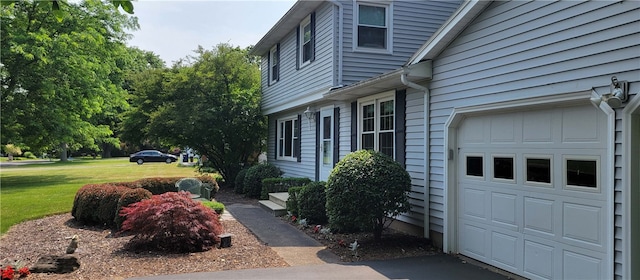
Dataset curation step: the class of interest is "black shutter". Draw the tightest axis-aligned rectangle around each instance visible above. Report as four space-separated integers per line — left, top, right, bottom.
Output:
395 90 406 168
267 52 271 86
273 118 278 160
296 114 302 162
315 111 321 181
275 43 280 82
351 101 358 152
295 25 300 70
333 107 340 166
310 12 316 62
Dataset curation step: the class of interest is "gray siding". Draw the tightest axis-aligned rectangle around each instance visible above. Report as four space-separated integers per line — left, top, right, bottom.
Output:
261 3 336 113
340 0 461 85
400 89 427 226
426 1 640 278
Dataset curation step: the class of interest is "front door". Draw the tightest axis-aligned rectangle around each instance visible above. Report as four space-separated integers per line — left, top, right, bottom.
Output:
319 107 334 180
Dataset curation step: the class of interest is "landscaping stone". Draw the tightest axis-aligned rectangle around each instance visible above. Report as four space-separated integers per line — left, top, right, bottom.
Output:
31 255 80 274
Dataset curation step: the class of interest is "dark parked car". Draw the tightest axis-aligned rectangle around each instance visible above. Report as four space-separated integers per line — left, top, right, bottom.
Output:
129 150 178 165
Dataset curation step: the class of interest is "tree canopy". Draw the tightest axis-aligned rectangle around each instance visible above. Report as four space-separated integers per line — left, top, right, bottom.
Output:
1 0 139 159
123 44 265 183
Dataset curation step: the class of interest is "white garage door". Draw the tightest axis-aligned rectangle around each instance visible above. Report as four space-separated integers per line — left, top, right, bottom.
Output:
457 105 610 280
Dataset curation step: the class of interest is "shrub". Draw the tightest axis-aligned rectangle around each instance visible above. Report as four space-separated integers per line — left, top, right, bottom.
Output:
119 192 223 253
326 150 411 240
243 163 282 198
71 183 132 227
261 177 311 199
297 182 328 224
23 151 36 159
134 177 182 194
201 200 225 215
114 188 153 230
234 168 249 194
3 144 21 157
286 186 304 217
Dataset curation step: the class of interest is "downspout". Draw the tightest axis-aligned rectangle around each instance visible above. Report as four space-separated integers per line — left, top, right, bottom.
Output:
329 0 343 86
401 67 430 238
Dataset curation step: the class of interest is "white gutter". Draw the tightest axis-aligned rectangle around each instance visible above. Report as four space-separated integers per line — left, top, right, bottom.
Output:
329 0 343 86
401 66 430 238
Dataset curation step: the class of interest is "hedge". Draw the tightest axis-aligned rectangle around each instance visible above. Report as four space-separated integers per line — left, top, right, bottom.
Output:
260 177 311 200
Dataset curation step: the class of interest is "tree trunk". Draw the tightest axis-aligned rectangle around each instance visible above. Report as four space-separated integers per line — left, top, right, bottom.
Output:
101 143 112 158
59 143 68 162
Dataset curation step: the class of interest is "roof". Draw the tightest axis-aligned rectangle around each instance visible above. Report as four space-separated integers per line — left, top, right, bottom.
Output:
408 0 491 64
250 0 324 56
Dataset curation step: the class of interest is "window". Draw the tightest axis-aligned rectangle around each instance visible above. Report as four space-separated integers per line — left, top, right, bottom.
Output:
525 155 552 186
466 155 484 177
493 155 515 181
269 44 279 83
277 117 299 160
358 93 394 158
356 2 390 51
564 156 600 191
298 14 314 67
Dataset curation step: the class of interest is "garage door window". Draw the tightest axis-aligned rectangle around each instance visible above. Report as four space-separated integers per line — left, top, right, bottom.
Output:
466 155 484 178
493 155 515 182
525 156 552 186
565 156 599 191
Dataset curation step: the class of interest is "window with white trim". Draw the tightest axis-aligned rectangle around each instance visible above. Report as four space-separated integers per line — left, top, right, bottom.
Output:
277 117 299 160
269 45 279 83
358 93 394 158
299 15 313 66
355 2 390 51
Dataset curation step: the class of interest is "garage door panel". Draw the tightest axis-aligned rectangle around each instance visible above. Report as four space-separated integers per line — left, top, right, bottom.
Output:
461 223 488 258
524 196 556 236
523 110 554 143
491 231 520 269
462 187 487 219
491 192 519 230
490 116 518 143
563 250 603 280
562 106 603 143
524 239 555 280
563 202 603 247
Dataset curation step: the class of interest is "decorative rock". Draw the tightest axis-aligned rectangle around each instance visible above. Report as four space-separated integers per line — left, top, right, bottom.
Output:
66 235 79 254
218 233 232 248
31 255 80 274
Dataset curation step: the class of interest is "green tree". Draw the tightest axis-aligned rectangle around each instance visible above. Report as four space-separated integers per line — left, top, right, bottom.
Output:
326 150 411 241
1 0 138 160
123 44 265 184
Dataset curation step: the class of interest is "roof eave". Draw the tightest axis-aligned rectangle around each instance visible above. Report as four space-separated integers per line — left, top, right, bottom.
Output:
250 1 324 56
408 0 492 64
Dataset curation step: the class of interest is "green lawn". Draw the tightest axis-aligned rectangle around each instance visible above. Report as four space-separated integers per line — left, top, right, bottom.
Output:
0 158 199 234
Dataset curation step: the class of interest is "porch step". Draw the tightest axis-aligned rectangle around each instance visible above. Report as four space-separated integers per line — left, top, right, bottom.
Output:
269 192 289 208
259 200 287 217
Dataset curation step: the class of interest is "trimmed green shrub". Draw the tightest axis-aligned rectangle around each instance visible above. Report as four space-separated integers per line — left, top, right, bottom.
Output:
234 168 249 194
297 182 328 224
119 192 223 253
201 200 225 215
72 183 132 227
261 177 311 199
286 186 304 217
326 150 411 240
23 151 36 159
134 177 182 194
243 163 282 198
114 188 153 230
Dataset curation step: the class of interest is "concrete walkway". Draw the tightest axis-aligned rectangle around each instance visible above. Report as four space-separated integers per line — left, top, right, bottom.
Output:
130 203 512 280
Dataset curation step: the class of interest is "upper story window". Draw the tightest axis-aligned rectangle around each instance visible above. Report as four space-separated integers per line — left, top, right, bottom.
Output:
269 44 280 83
277 116 300 161
355 2 391 52
358 92 395 158
297 13 315 68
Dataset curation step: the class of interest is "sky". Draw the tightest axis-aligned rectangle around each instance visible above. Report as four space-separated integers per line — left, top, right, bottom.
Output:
127 0 296 65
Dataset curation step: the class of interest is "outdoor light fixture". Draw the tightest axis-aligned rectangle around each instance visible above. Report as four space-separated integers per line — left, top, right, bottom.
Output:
590 76 629 108
304 106 315 121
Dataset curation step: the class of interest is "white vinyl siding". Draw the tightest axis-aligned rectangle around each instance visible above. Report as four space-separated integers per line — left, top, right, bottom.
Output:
425 1 639 279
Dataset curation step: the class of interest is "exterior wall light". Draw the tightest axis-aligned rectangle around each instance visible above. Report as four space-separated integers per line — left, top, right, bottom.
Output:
590 76 629 108
304 106 315 121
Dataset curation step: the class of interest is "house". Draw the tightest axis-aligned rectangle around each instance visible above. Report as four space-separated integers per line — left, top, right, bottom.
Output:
253 0 640 279
250 0 462 235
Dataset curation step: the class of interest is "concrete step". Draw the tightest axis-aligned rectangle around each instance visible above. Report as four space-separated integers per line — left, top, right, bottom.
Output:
269 192 289 208
259 200 287 217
